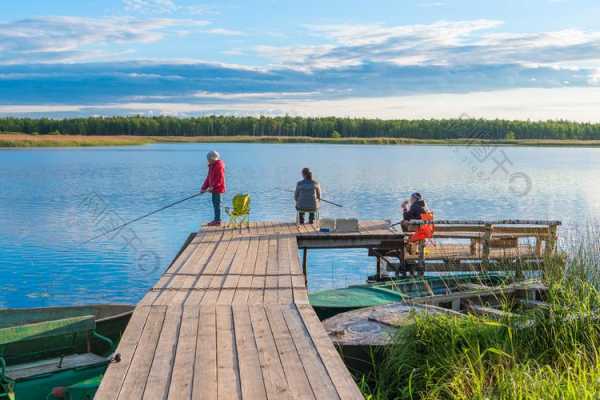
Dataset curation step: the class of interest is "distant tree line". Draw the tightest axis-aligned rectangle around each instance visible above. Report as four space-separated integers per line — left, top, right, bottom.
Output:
1 116 600 140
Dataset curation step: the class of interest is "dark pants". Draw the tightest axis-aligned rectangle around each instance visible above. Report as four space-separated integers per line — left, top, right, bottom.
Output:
212 192 222 222
298 211 315 224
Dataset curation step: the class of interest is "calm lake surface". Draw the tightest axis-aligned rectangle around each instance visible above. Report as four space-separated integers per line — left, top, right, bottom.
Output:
1 143 599 308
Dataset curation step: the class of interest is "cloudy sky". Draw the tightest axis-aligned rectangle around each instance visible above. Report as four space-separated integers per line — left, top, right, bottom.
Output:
2 0 600 120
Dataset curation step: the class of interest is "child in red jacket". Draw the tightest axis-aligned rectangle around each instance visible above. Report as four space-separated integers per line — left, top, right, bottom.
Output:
201 150 226 226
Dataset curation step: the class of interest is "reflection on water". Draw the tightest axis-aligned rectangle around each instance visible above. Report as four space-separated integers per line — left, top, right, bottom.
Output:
1 143 599 307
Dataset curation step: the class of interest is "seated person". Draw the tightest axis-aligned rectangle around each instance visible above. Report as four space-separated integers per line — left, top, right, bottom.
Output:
401 192 429 231
295 167 321 224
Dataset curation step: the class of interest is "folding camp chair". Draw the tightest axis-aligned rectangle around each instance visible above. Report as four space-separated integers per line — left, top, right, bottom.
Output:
225 193 251 228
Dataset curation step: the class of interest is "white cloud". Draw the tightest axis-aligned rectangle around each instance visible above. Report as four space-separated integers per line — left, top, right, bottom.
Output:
258 20 600 73
2 16 600 120
0 17 209 64
310 19 502 47
202 28 245 36
222 48 244 56
123 0 177 14
308 19 502 50
123 0 217 15
257 20 505 70
122 86 600 121
589 69 600 84
0 15 245 63
192 90 319 99
4 87 600 122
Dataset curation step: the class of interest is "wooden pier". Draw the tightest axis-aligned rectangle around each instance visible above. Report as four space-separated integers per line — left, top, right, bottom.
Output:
95 219 558 399
95 221 393 400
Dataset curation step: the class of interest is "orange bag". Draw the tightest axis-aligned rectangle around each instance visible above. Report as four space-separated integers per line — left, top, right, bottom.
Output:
409 212 434 242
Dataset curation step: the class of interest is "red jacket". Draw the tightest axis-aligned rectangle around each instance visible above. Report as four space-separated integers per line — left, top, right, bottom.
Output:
201 159 226 194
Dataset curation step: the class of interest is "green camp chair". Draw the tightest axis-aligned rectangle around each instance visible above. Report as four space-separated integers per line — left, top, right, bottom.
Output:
225 193 251 228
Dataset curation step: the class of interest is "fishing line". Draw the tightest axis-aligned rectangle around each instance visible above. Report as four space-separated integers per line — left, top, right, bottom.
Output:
82 192 205 244
276 187 344 208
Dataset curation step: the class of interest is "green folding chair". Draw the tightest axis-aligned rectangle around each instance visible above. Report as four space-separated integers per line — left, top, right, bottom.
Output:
225 193 251 228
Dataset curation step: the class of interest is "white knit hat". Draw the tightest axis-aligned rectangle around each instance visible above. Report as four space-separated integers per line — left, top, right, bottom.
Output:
207 150 220 161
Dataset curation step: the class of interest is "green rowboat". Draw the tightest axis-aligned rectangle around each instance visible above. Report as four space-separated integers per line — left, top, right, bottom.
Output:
0 304 133 400
309 273 512 320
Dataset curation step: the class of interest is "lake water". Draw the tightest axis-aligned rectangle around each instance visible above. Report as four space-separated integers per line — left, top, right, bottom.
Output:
1 143 600 308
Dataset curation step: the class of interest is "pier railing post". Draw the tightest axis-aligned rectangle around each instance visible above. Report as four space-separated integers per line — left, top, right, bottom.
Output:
482 224 492 268
302 248 308 286
546 224 558 256
418 242 425 276
535 236 543 257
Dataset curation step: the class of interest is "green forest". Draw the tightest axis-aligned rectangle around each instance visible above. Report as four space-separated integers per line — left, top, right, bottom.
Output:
2 116 600 140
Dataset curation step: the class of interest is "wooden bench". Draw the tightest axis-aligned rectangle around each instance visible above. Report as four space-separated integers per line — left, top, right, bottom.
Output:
407 219 560 258
393 220 562 276
5 353 107 381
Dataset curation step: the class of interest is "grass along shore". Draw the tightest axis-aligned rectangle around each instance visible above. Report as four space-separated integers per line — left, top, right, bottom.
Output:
362 236 600 400
4 132 600 147
0 133 154 147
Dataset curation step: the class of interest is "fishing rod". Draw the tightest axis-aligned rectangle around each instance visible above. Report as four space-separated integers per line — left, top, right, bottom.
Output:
82 192 205 244
277 187 344 208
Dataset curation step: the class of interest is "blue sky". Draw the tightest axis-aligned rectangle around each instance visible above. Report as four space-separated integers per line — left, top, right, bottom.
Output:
1 0 600 120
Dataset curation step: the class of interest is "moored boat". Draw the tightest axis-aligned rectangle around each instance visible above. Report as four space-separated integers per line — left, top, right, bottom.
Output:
0 304 134 400
322 280 546 375
309 272 513 320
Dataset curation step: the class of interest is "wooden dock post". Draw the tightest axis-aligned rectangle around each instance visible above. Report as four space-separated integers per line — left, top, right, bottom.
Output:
546 223 559 255
482 223 493 265
417 242 425 276
470 238 478 256
302 248 308 286
535 237 543 257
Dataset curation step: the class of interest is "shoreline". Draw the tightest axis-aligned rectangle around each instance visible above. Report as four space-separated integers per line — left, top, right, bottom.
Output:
4 132 600 148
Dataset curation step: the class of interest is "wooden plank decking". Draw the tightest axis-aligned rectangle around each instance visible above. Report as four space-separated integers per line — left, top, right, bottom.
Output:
95 221 379 400
95 219 553 400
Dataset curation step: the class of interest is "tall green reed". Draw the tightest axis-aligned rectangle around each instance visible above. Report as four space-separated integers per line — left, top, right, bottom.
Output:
364 233 600 400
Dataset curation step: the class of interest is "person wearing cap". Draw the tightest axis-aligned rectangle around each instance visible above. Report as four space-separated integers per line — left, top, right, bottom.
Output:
201 150 226 226
401 192 429 230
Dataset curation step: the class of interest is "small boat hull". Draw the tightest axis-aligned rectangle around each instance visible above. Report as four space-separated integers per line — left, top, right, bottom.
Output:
323 280 546 376
0 304 134 400
309 272 511 320
324 303 449 376
12 364 106 400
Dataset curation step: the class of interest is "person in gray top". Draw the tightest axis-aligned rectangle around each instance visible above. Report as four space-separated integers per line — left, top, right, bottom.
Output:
295 168 321 224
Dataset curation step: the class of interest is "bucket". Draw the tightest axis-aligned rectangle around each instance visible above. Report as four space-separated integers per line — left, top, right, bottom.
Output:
320 218 336 232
